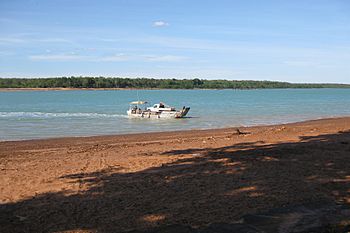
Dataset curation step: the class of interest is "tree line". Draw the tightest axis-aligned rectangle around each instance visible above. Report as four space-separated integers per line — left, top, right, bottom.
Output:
0 77 349 89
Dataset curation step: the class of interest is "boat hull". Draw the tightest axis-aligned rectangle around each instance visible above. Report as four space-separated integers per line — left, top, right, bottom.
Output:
127 107 190 119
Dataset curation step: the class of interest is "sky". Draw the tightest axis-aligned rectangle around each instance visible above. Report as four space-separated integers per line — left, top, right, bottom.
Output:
0 0 350 83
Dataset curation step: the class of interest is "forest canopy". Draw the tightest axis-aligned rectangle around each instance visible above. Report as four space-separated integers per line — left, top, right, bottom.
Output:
0 77 349 89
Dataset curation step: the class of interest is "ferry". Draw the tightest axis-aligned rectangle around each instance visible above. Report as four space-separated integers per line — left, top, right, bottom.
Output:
127 101 190 119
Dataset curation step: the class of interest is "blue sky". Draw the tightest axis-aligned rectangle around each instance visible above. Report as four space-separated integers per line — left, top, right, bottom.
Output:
0 0 349 83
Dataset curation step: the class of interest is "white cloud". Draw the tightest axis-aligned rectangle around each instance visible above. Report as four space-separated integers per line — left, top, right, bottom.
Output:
29 54 86 61
98 53 129 62
0 36 71 45
97 54 186 62
28 53 130 62
35 38 71 43
98 38 120 42
28 52 188 63
152 21 169 27
144 55 187 62
283 60 319 67
0 37 25 44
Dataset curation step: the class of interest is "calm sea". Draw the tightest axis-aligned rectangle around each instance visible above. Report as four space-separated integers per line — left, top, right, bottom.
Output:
1 89 350 141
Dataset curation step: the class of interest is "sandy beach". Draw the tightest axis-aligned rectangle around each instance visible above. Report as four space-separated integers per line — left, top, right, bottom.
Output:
1 117 350 232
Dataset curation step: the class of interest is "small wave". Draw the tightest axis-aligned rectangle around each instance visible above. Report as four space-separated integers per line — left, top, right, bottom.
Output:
0 112 127 119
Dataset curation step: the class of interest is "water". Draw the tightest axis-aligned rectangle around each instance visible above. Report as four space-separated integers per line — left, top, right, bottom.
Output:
1 89 350 141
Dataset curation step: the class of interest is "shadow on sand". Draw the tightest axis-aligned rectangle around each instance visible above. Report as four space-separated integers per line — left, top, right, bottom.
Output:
1 131 350 232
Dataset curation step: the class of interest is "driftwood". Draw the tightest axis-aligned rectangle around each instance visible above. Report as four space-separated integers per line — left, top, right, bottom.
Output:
233 128 250 135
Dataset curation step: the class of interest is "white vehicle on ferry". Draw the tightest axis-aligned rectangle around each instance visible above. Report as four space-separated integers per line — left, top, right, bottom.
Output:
127 101 190 119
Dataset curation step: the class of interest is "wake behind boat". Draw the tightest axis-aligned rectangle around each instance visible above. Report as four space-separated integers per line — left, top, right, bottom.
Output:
127 101 190 119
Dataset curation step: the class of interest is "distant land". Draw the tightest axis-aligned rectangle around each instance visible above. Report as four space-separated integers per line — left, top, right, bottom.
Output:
1 77 350 89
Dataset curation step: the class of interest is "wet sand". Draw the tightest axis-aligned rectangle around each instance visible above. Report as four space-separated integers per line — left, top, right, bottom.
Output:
0 117 350 232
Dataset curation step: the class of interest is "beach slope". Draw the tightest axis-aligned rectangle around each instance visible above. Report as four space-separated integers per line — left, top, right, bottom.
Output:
1 117 350 232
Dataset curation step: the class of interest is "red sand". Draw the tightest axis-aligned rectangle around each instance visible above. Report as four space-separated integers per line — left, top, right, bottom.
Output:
0 117 350 232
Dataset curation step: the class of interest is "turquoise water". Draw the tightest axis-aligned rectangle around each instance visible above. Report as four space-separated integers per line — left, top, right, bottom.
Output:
1 89 350 141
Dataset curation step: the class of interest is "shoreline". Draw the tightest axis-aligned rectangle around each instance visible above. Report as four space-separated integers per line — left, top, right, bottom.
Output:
1 87 350 92
1 116 350 232
1 116 349 143
0 87 161 91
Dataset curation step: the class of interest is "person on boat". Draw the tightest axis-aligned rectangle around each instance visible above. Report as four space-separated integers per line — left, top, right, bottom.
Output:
132 106 137 113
